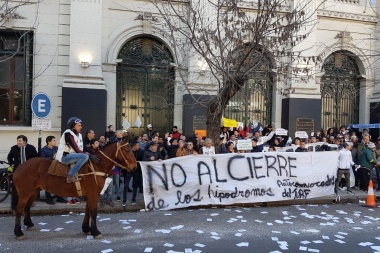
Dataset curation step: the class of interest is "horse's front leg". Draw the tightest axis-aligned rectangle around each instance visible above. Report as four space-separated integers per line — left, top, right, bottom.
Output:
23 190 38 231
82 202 91 235
88 196 102 239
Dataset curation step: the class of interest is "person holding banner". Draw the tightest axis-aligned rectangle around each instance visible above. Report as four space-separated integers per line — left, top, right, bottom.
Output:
250 138 263 153
200 138 216 155
295 141 308 152
176 141 198 156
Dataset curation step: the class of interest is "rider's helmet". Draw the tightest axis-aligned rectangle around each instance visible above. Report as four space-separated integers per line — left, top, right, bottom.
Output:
67 117 82 129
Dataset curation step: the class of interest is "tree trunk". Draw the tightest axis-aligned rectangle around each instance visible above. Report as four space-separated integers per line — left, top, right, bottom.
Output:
206 109 222 153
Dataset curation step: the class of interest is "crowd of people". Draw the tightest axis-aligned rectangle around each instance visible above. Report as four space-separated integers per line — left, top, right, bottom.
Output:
5 119 380 209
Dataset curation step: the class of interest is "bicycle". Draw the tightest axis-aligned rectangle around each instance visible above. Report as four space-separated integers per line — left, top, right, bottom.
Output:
0 161 13 202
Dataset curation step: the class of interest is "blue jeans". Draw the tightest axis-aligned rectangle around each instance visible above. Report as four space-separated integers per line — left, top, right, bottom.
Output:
113 174 120 198
61 153 89 176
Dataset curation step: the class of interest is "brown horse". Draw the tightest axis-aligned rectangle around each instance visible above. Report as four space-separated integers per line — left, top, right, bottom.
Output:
12 138 137 240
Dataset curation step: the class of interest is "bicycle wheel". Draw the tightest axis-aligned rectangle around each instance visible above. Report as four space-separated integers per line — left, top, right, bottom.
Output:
0 176 10 202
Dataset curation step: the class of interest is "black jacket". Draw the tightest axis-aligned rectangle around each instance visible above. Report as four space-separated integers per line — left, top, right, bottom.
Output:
143 148 163 161
7 144 38 170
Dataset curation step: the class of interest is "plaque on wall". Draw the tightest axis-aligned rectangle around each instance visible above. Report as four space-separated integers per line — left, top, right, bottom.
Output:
296 118 314 133
193 115 207 131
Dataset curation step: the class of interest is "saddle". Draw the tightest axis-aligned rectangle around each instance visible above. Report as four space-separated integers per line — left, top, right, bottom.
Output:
48 160 88 177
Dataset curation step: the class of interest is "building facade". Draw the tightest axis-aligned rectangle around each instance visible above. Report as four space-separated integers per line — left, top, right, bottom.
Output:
0 0 380 158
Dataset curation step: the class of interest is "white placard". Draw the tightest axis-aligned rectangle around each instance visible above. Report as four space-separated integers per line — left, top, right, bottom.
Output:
140 152 339 211
295 131 308 139
122 118 131 130
237 140 252 150
275 128 288 136
32 119 51 130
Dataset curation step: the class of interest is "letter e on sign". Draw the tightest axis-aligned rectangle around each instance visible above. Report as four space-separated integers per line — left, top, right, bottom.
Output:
31 92 51 119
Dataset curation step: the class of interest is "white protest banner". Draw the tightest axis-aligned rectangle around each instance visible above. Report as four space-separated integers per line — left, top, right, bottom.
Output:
275 128 288 136
237 140 252 150
140 152 339 211
122 118 131 130
295 131 308 139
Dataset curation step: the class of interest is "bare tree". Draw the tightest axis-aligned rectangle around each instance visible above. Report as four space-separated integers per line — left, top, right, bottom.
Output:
151 0 322 148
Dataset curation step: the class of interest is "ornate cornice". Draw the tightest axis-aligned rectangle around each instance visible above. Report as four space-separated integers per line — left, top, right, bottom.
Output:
317 9 378 23
237 1 290 12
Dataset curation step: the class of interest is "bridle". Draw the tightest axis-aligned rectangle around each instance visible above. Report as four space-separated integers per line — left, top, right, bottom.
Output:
97 141 131 170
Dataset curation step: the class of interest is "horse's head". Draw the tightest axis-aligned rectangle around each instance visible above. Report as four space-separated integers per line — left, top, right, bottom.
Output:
115 138 137 172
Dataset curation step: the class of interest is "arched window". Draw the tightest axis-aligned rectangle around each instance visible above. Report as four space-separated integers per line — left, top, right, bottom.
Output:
116 37 175 134
321 51 360 129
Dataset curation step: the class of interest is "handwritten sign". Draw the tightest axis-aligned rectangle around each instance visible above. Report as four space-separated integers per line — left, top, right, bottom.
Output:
275 128 288 136
237 140 252 150
140 152 339 211
295 131 308 139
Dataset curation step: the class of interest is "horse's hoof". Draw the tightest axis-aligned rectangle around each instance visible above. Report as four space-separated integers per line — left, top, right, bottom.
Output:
27 226 36 231
83 232 91 235
16 235 25 240
94 234 103 239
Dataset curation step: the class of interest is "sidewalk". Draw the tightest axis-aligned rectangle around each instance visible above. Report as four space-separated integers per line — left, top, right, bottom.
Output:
1 188 378 215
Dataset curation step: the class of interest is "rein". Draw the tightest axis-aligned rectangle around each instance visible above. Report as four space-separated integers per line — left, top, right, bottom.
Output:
97 142 130 170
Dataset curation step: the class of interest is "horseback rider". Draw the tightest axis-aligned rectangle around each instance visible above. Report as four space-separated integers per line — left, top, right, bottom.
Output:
56 117 98 183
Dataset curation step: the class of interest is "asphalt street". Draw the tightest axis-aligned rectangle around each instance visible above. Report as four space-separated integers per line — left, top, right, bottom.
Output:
0 204 379 253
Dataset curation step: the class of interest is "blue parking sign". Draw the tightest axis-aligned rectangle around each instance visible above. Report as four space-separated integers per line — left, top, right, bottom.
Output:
31 92 51 119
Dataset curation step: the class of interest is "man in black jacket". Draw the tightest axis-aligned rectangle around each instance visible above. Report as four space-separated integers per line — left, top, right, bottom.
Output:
7 135 38 211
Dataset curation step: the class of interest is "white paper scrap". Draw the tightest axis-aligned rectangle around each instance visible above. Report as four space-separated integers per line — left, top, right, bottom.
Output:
271 237 279 241
99 218 111 221
102 240 112 244
38 222 47 225
196 230 204 234
300 241 311 245
272 231 281 234
291 231 300 235
267 223 273 226
65 220 74 224
308 248 319 252
338 232 348 235
54 228 64 232
163 243 174 248
322 236 329 239
171 225 184 230
194 243 205 248
164 213 172 216
210 213 219 216
87 235 94 240
335 239 345 244
211 232 218 236
299 246 308 251
313 240 323 244
235 233 242 237
144 248 153 253
123 226 132 230
185 249 192 253
134 229 142 233
334 235 345 239
358 242 374 246
207 218 212 221
101 249 113 253
236 242 249 247
211 236 221 240
40 229 50 232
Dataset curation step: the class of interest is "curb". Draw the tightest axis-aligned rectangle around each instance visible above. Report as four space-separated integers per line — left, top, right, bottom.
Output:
1 194 376 216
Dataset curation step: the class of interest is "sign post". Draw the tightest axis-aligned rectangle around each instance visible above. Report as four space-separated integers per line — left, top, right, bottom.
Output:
31 93 52 152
